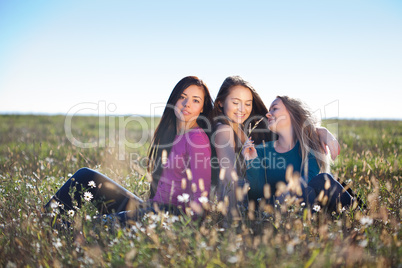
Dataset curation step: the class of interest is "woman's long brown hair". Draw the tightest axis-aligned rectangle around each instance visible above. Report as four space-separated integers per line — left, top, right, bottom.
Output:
212 75 273 177
277 96 328 175
147 76 213 198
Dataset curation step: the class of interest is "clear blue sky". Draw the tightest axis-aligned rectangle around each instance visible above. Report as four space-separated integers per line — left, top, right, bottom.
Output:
1 0 401 119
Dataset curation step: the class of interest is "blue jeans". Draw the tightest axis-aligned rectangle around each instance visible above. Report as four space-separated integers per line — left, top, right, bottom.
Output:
44 168 144 215
268 173 353 212
44 167 183 220
302 173 353 212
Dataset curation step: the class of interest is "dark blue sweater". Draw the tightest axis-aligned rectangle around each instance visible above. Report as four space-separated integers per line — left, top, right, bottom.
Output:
246 141 320 201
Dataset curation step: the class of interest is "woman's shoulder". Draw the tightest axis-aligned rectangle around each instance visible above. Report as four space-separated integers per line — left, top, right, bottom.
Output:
212 123 233 138
187 127 210 143
255 140 275 149
214 123 232 132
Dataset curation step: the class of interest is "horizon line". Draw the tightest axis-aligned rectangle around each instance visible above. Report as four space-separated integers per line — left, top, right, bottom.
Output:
0 112 401 121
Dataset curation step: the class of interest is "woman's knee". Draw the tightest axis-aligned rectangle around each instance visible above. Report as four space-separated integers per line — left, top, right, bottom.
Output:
74 167 93 176
310 173 333 182
70 167 97 184
309 173 335 189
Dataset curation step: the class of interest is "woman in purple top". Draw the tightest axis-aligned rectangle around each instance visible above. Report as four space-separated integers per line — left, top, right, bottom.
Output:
44 76 213 224
147 76 212 210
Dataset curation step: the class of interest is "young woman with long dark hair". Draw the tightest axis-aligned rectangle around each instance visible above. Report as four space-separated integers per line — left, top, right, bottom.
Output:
44 76 213 224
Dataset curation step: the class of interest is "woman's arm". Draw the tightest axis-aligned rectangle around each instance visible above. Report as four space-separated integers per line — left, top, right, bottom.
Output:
245 146 266 201
213 124 240 218
316 127 340 160
304 153 321 184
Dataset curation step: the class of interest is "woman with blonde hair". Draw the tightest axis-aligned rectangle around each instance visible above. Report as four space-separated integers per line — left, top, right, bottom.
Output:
243 96 353 212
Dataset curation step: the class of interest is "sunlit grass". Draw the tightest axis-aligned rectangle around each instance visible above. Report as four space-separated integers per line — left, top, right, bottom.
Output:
0 115 400 267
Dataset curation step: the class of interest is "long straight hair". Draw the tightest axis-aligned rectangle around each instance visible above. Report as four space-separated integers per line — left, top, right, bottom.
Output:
147 76 213 198
277 96 328 173
212 75 273 176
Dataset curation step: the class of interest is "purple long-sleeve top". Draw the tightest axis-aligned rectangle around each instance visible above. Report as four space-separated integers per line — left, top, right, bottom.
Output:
150 127 211 207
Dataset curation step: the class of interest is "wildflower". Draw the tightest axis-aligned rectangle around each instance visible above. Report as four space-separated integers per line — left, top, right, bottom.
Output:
83 191 93 202
359 239 368 247
300 202 306 206
88 180 96 188
313 205 321 212
53 238 62 249
50 201 60 209
360 216 373 226
150 214 160 222
68 210 75 217
198 196 208 204
169 216 179 223
341 207 346 212
228 256 238 264
85 215 91 221
162 222 170 230
177 193 190 203
286 244 294 254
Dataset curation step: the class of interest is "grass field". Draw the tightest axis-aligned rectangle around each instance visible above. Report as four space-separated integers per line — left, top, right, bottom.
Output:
0 115 401 267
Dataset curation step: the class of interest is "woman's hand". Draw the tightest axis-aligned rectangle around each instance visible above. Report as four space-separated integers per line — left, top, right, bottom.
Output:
242 137 257 160
316 127 340 160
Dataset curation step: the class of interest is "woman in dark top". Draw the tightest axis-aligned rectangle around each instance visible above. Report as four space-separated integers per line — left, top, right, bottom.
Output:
243 96 353 212
211 75 345 219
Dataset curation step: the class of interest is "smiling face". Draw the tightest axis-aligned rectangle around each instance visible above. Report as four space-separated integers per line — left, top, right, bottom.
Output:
220 85 253 124
266 98 292 133
174 85 205 126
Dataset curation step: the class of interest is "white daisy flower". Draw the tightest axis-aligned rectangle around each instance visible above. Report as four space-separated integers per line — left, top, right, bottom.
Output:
228 256 238 263
50 201 60 209
53 238 62 249
83 191 93 202
313 205 321 212
68 210 75 217
341 207 346 212
198 196 208 204
360 216 373 226
177 193 190 203
88 181 96 188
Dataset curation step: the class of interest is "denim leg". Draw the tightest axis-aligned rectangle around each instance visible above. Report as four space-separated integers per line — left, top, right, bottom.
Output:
45 167 143 214
308 173 353 212
275 181 316 207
